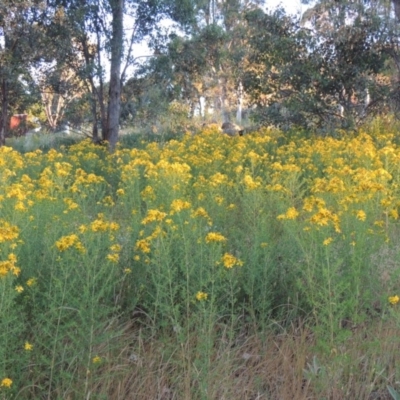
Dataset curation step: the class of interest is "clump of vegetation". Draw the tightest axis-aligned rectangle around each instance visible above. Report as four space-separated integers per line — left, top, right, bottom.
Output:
0 119 400 398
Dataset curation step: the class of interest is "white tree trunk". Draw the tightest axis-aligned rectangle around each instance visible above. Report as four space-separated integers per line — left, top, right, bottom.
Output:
236 81 243 125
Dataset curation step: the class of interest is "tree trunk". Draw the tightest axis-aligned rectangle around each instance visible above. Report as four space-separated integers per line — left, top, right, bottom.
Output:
0 77 8 146
393 0 400 20
236 80 243 125
89 92 99 142
94 28 107 141
220 76 230 122
106 0 124 151
81 36 100 143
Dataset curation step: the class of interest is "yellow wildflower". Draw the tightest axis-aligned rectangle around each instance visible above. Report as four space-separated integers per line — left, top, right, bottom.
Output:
24 342 33 351
286 207 300 220
92 356 102 364
106 253 119 263
235 165 243 174
356 210 366 221
192 207 209 219
109 222 120 231
323 237 333 246
205 232 227 243
195 291 208 301
64 198 79 211
277 207 299 220
1 378 12 388
15 201 27 211
101 196 115 206
141 186 156 201
110 244 122 252
0 222 19 242
390 209 399 220
170 199 191 214
214 196 224 205
15 285 24 293
310 208 332 226
142 209 167 225
55 234 79 252
221 253 243 269
243 174 261 190
268 183 286 192
210 172 228 187
135 239 151 253
91 219 109 232
26 278 37 287
8 253 17 263
389 295 400 305
74 241 86 254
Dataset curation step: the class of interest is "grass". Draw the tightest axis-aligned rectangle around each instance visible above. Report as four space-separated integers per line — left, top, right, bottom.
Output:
1 118 400 398
69 318 400 399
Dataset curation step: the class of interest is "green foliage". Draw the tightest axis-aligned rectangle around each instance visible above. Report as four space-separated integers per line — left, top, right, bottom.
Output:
1 122 400 396
243 6 392 131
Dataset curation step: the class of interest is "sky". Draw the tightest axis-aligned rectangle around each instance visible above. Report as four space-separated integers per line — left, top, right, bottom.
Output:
266 0 307 15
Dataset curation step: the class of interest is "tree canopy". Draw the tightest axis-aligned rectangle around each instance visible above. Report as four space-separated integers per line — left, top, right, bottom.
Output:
1 0 400 146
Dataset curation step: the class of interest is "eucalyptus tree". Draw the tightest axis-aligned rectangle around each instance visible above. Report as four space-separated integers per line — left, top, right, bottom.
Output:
42 0 127 147
134 0 264 126
194 0 263 123
242 4 390 131
40 0 199 149
298 0 400 124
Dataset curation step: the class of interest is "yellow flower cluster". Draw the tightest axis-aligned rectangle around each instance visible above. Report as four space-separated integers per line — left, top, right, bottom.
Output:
243 174 261 190
195 291 208 301
205 232 227 243
1 378 12 388
221 253 243 269
277 207 299 220
135 239 151 254
2 122 400 349
170 199 191 214
141 209 167 225
55 234 85 253
0 253 20 278
71 169 105 193
0 221 19 243
90 214 120 232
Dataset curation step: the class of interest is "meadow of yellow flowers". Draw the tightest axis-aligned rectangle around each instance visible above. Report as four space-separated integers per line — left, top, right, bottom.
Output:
1 121 400 397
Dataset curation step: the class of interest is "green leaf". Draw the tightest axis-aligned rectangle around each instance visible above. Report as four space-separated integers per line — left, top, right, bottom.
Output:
387 385 400 400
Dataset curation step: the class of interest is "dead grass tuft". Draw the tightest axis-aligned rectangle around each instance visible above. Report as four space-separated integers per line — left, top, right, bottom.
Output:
85 318 400 399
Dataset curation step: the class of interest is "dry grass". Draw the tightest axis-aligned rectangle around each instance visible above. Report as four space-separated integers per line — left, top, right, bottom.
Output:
86 317 400 400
